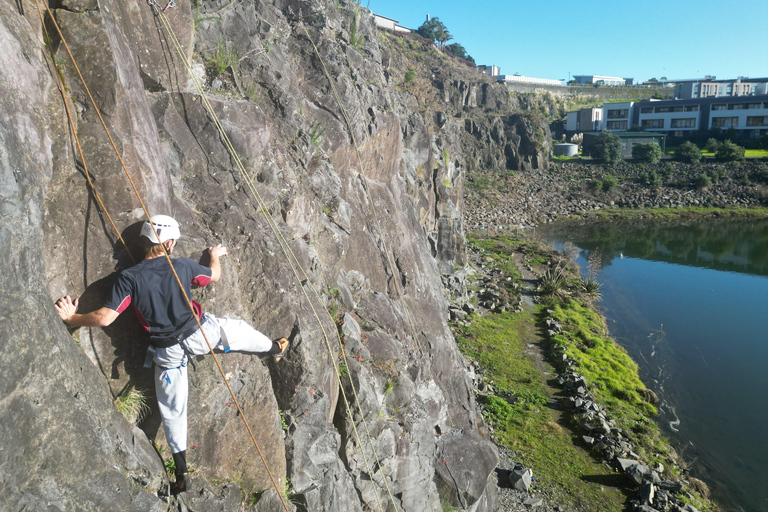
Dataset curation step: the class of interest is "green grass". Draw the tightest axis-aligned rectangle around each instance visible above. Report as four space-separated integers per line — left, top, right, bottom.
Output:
466 235 524 279
115 387 150 425
552 155 580 162
544 298 674 469
745 149 768 158
456 309 627 510
568 206 768 221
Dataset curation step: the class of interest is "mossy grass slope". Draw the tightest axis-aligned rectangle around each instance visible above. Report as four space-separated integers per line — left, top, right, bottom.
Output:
456 308 627 510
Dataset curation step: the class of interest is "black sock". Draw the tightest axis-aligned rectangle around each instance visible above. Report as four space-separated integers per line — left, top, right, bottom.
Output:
172 450 187 476
268 341 283 355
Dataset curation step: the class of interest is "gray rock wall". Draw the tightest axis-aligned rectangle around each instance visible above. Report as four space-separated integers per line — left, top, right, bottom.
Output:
0 0 550 509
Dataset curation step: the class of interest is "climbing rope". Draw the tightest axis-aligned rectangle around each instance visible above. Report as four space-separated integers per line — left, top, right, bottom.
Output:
32 2 289 510
149 5 400 510
35 18 135 264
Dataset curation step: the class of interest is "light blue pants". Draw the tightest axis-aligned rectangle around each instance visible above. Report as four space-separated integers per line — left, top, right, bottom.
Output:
153 313 272 453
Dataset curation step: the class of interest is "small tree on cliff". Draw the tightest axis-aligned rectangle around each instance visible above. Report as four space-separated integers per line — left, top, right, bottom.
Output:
592 132 623 164
417 17 452 48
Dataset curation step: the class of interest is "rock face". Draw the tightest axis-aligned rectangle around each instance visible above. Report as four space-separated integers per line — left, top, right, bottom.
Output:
0 0 549 509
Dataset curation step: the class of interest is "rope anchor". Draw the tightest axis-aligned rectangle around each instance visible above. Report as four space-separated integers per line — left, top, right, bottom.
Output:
147 0 174 14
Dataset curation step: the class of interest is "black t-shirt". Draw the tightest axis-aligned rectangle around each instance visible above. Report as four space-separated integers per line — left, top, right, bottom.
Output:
104 257 212 342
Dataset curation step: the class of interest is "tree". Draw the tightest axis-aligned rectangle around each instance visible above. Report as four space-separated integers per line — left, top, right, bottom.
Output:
592 131 623 164
675 141 702 163
445 42 473 63
715 140 745 162
417 17 451 48
705 138 721 153
632 143 662 163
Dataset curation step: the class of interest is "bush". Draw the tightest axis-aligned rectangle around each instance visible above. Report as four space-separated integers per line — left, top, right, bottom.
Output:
592 132 623 164
752 164 768 184
404 66 415 85
715 140 745 162
705 138 721 153
643 170 662 187
675 141 702 163
694 173 712 189
632 143 662 164
602 174 618 192
587 179 602 193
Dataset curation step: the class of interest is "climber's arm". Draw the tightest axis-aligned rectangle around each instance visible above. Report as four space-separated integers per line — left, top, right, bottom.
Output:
55 295 119 327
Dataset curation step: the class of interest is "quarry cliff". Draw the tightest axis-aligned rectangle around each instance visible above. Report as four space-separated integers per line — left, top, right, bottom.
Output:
0 1 549 510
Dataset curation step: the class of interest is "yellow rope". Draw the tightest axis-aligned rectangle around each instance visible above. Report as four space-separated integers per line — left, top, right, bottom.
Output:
153 7 398 511
34 3 290 509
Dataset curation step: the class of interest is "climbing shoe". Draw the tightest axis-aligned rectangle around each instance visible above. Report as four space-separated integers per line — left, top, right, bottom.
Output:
170 473 191 495
273 338 289 363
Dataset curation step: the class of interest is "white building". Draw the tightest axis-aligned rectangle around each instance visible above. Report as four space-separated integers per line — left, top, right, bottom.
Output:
573 74 626 86
498 75 562 86
478 65 500 78
674 77 768 99
373 14 411 34
604 102 634 131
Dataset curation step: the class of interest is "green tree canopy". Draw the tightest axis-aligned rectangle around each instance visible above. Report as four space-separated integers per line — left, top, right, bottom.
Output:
632 142 662 164
445 42 474 63
417 17 452 48
592 132 623 164
715 140 745 162
675 141 702 163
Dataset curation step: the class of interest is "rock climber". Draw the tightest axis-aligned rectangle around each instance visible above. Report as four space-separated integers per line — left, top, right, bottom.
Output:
54 215 289 495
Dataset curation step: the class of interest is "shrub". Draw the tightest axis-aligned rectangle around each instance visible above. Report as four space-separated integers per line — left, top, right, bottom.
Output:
715 140 745 162
643 170 662 187
115 388 150 425
587 179 602 192
705 138 721 153
592 132 622 164
694 173 712 189
675 141 702 163
602 174 618 192
404 66 415 85
632 143 662 164
752 164 768 184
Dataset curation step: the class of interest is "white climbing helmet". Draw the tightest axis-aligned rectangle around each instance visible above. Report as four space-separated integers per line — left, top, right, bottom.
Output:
140 215 181 244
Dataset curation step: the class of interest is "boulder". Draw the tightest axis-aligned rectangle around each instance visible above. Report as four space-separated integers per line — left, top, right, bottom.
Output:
509 467 533 492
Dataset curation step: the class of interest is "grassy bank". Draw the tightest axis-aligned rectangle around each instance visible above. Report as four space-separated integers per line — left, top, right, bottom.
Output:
457 234 715 511
564 205 768 221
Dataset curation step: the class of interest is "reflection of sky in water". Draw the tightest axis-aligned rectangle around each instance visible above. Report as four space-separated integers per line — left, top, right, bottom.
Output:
546 220 768 512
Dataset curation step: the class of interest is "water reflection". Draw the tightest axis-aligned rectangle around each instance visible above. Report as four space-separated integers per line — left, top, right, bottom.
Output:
543 217 768 512
545 218 768 276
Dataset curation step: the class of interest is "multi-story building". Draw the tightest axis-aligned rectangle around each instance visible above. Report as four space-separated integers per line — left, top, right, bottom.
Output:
565 108 602 132
566 95 768 139
674 77 768 99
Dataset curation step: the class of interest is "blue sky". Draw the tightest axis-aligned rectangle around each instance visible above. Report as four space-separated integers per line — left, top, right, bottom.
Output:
366 0 768 82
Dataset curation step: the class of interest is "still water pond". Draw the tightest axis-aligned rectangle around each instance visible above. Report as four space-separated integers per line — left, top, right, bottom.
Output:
543 218 768 512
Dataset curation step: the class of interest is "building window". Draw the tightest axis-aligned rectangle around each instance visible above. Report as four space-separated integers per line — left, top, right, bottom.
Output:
746 116 768 127
728 104 745 110
640 107 654 114
671 118 696 128
606 120 628 130
655 107 670 113
684 105 699 112
712 104 726 111
641 119 664 129
747 103 762 109
607 109 628 119
671 106 684 112
711 117 739 128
